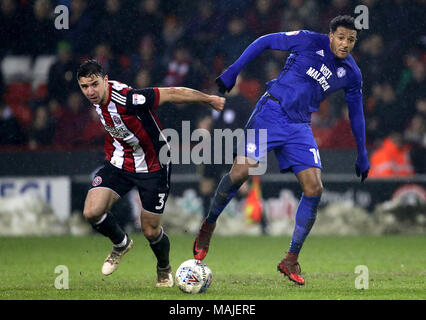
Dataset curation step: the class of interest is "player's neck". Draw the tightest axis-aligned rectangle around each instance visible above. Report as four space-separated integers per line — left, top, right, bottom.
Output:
100 84 111 106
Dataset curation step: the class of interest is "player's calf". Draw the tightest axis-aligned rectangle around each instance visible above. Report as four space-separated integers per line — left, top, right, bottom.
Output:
90 212 127 246
146 226 171 272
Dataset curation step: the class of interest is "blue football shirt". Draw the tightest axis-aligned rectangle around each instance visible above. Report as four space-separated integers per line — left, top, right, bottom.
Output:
220 30 368 161
224 30 362 123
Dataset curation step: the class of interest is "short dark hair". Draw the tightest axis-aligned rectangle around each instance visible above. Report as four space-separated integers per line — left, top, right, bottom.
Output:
77 60 106 79
329 15 357 33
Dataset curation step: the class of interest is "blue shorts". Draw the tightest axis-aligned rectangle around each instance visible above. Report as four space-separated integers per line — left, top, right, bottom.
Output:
236 95 322 174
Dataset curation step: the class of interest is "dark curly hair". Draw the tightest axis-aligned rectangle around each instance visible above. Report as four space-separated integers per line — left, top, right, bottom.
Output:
329 15 358 34
77 60 106 79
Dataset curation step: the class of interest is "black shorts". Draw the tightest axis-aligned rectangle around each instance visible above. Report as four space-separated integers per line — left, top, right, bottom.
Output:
90 161 171 214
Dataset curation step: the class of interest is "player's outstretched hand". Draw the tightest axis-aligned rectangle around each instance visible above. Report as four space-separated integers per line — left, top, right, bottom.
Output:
215 77 234 94
355 153 369 183
208 95 226 112
355 164 369 183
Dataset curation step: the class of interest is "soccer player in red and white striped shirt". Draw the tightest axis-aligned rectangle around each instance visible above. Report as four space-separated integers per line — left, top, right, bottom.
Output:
77 60 225 286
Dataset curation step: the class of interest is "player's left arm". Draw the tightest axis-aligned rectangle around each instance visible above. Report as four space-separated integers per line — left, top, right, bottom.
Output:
345 71 370 182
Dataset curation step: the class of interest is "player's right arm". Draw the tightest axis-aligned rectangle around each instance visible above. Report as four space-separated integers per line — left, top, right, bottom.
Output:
158 87 225 112
216 30 314 93
126 87 225 114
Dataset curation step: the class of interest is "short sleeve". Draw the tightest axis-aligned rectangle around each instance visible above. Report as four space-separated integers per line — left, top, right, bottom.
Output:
126 87 160 111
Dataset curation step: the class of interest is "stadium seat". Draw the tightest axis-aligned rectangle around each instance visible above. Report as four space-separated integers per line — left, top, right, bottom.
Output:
4 82 32 105
33 83 48 101
32 55 57 90
1 56 32 83
9 103 33 128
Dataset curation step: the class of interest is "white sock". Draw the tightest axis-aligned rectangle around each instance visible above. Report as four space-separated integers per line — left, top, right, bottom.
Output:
114 234 128 248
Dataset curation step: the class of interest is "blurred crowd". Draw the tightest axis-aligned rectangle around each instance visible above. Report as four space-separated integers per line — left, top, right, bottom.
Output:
0 0 425 176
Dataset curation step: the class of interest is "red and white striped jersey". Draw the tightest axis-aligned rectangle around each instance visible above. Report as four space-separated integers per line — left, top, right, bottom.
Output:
93 80 169 173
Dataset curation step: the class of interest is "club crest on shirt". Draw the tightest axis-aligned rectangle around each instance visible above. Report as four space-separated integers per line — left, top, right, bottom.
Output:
92 176 102 187
132 94 146 105
112 115 121 125
337 67 346 78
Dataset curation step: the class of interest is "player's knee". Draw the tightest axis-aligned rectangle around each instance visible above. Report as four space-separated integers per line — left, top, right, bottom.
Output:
231 158 258 183
83 206 105 223
229 167 250 185
142 225 161 240
230 172 247 185
303 183 323 197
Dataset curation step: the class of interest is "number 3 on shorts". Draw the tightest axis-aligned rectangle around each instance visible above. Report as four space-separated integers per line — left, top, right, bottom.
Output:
309 148 321 165
155 193 166 210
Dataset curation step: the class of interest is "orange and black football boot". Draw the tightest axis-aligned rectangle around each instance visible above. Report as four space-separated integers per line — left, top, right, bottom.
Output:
193 219 216 260
277 253 305 285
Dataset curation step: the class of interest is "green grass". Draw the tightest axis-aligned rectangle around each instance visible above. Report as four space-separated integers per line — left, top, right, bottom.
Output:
0 235 424 300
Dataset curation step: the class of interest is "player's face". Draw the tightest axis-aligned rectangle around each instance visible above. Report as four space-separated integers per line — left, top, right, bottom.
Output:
329 26 357 59
78 74 109 105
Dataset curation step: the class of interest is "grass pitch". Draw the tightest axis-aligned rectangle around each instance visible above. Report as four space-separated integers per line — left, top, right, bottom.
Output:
0 234 424 300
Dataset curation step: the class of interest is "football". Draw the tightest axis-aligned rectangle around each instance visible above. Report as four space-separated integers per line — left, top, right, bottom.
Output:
175 259 213 294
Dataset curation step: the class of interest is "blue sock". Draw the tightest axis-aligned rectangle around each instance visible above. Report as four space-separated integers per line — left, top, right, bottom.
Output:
206 173 243 224
289 193 321 254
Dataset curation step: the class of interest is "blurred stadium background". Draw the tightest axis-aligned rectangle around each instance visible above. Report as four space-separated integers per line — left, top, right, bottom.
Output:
0 0 425 238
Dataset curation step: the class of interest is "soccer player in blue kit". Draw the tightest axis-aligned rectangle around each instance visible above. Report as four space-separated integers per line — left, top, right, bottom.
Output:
193 15 370 285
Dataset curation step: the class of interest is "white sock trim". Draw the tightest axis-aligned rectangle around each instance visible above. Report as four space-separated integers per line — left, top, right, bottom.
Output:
114 234 128 248
149 227 164 245
94 213 107 225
